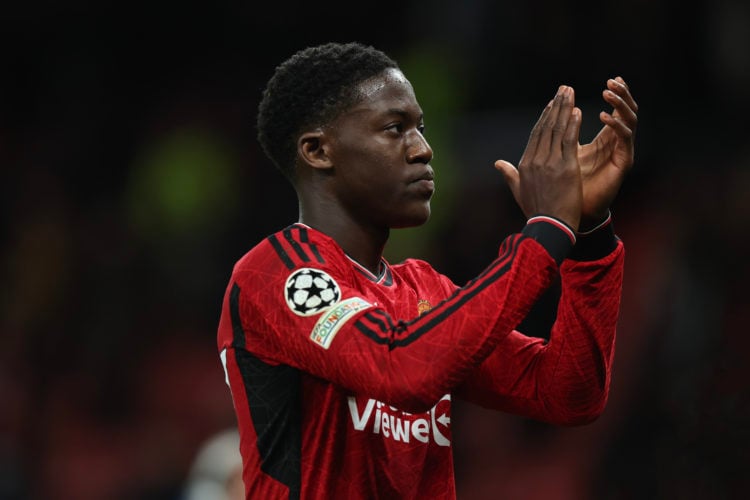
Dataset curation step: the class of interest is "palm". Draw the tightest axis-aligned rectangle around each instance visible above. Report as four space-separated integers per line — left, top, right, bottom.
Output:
576 79 638 228
494 78 638 231
579 123 631 174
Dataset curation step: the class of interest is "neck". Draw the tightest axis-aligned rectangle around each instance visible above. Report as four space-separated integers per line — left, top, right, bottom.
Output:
298 199 388 276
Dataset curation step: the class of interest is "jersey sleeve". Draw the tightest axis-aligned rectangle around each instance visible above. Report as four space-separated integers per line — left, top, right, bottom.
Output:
217 221 574 414
454 221 624 425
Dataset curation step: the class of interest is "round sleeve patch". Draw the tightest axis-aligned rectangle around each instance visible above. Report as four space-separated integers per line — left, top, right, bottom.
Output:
284 268 342 316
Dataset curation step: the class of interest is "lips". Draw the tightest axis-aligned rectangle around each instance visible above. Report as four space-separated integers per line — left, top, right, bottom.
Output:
409 168 435 196
409 169 434 184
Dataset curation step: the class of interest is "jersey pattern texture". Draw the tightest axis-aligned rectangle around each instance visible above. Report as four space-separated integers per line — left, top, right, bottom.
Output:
217 222 624 499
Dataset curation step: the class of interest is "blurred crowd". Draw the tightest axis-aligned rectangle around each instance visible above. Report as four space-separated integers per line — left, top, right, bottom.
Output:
2 1 749 499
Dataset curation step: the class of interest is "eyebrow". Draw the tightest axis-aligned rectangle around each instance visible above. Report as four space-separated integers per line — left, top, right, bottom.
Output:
385 108 424 121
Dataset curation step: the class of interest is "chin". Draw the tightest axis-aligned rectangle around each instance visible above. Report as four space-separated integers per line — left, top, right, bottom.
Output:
391 205 431 229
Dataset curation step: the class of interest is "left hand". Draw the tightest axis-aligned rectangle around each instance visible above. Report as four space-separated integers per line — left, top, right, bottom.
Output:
577 76 638 230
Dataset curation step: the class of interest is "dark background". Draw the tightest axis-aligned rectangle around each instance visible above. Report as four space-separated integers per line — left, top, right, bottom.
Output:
2 1 749 498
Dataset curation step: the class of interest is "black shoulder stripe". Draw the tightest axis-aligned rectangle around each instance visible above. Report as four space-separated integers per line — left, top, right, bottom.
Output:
355 309 401 346
283 227 311 263
268 234 295 270
230 283 246 349
393 236 522 347
353 313 388 344
394 251 515 348
354 234 523 349
419 233 520 320
355 321 390 345
234 348 302 500
230 282 301 499
297 226 325 264
473 233 520 282
365 310 394 334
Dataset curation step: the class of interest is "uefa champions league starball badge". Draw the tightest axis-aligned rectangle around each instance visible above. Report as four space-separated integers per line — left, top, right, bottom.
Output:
285 268 341 316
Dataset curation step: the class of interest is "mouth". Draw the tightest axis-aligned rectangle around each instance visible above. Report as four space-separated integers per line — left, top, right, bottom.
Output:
409 169 435 196
409 168 435 184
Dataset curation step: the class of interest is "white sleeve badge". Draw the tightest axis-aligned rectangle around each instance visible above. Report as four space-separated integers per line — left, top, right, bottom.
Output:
283 267 373 349
310 297 374 349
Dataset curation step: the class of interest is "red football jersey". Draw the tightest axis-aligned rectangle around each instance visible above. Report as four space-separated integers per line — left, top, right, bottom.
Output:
217 220 623 499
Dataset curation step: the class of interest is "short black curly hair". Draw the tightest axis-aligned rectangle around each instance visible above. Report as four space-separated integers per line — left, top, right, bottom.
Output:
257 42 399 181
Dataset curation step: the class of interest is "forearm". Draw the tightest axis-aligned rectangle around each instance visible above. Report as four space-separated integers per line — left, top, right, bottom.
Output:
456 222 623 424
540 239 624 421
235 221 574 414
345 229 570 412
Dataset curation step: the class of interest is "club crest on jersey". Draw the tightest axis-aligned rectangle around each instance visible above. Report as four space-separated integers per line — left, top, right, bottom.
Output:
417 299 432 315
285 268 341 316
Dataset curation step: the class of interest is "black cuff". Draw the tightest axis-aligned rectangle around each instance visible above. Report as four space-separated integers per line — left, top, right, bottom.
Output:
569 220 618 261
522 217 575 265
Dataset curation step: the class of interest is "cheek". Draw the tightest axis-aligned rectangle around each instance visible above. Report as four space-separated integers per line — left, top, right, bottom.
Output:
345 151 398 192
331 138 406 204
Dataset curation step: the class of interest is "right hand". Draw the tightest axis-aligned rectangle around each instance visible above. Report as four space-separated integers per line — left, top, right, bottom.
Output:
494 85 583 231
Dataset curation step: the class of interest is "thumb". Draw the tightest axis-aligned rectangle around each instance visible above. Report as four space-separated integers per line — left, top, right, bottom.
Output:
494 159 520 195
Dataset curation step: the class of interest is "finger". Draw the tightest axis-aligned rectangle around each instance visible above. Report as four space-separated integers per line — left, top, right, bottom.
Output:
614 76 629 90
494 159 521 200
520 99 554 167
599 111 634 142
562 107 582 160
550 86 575 156
602 89 638 131
537 86 567 157
604 88 638 123
606 78 639 114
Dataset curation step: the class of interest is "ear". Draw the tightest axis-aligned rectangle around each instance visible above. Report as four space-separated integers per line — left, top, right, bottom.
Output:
297 130 333 170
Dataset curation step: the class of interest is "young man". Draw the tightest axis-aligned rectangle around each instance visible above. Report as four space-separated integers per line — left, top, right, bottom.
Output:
217 42 637 499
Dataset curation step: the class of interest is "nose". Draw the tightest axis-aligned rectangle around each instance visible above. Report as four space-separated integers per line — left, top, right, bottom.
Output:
406 130 433 164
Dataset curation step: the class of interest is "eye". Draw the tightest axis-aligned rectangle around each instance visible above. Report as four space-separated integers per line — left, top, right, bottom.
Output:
386 123 404 134
418 124 426 135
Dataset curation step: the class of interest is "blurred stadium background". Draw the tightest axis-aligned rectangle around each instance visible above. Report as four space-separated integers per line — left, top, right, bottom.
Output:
1 1 749 498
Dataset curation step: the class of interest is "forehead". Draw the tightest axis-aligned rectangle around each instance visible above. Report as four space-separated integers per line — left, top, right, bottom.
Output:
358 68 412 98
347 68 421 116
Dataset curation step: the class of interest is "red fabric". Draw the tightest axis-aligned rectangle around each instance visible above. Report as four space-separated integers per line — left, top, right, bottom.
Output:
216 223 623 499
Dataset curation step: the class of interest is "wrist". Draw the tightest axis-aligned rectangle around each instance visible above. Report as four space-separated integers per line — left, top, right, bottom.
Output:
522 215 576 265
569 212 618 261
579 210 611 234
